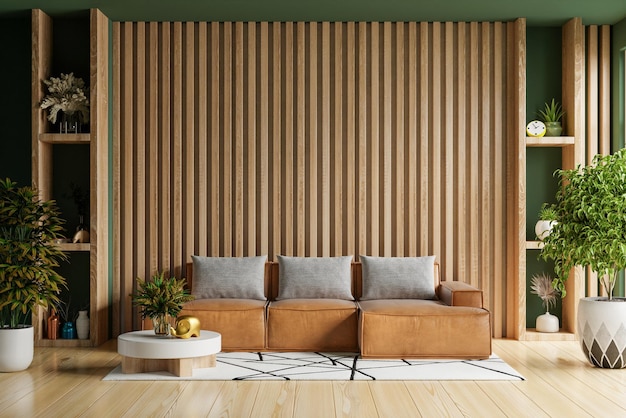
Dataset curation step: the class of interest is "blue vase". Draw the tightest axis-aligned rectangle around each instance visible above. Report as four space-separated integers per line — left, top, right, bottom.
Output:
61 321 77 339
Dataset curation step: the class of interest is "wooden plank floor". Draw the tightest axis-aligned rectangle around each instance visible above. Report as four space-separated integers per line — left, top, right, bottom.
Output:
1 339 625 417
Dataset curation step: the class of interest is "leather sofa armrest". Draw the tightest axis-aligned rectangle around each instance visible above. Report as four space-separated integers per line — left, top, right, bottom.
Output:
437 281 484 308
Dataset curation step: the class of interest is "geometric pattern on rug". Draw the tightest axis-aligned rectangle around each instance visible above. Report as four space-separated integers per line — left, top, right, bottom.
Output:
103 352 524 381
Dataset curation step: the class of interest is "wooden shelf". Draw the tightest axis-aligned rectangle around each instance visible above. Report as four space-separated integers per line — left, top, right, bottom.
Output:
524 329 578 341
56 242 90 252
39 133 91 143
35 338 93 348
526 241 544 250
526 136 575 147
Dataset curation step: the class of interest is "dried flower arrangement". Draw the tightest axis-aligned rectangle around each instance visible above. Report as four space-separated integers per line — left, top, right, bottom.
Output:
530 273 559 314
40 72 90 125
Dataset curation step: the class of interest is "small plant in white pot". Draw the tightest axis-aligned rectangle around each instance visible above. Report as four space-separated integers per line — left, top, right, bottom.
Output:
0 179 67 371
540 149 626 368
535 203 557 241
530 273 560 333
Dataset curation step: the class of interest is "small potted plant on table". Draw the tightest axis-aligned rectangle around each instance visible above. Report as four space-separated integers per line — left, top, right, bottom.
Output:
131 272 194 336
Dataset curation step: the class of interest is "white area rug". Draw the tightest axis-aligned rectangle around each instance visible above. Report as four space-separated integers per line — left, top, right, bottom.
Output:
103 352 524 381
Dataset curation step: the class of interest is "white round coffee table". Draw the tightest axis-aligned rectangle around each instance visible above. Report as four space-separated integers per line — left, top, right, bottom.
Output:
118 330 221 377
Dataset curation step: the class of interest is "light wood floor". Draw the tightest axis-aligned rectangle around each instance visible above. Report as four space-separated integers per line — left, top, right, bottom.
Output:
1 339 625 417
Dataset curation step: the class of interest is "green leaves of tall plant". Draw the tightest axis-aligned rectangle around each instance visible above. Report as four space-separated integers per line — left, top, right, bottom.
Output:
131 272 194 319
0 179 67 328
540 149 626 300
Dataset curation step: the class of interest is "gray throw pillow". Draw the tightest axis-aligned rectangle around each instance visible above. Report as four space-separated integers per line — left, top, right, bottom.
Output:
191 255 267 300
360 255 436 300
276 255 354 300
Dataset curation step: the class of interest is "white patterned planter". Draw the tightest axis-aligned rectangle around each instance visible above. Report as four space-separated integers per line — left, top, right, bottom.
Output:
578 297 626 369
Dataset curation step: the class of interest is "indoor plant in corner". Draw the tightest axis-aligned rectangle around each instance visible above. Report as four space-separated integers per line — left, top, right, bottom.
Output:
131 271 193 336
540 149 626 368
538 98 565 137
0 178 67 372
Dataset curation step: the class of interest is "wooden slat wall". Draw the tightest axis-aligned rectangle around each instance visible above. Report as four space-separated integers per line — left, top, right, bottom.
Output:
585 25 612 297
113 21 510 333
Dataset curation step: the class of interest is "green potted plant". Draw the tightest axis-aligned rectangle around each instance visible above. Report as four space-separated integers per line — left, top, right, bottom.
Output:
540 149 626 368
538 98 565 136
535 203 558 241
131 271 194 336
0 178 67 371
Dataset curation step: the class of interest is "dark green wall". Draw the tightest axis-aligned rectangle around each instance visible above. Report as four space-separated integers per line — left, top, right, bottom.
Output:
0 13 32 186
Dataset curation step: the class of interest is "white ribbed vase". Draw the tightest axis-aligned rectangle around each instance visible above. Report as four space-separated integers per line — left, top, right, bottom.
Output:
578 297 626 369
76 310 90 340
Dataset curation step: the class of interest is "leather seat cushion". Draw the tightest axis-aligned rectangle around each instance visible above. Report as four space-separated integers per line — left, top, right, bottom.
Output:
358 299 491 359
180 299 267 351
267 299 359 351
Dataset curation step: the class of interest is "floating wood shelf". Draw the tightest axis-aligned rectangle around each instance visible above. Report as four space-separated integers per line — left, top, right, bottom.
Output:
526 136 575 147
39 133 91 143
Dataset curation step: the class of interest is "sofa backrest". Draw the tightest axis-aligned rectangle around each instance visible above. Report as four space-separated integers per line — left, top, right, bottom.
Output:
186 260 440 301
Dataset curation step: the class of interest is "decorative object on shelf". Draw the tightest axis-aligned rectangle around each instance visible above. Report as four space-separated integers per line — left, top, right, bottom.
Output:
535 203 557 241
526 120 546 138
131 271 194 337
171 315 201 339
40 72 90 134
47 310 59 340
0 178 67 371
538 98 564 137
61 320 76 339
540 149 626 368
65 184 90 243
530 273 560 333
76 310 89 340
73 220 90 243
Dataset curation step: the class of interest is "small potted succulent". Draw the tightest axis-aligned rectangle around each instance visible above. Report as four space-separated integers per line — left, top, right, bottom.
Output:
130 271 194 336
535 203 557 241
538 98 565 137
530 273 560 333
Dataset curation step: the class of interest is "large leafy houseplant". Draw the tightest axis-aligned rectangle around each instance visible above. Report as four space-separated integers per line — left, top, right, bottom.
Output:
0 178 67 328
540 149 626 300
131 272 194 335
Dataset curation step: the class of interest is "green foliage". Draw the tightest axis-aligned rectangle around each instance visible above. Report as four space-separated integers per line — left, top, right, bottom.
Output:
538 98 565 123
540 149 626 300
538 203 558 221
0 178 67 328
131 271 194 319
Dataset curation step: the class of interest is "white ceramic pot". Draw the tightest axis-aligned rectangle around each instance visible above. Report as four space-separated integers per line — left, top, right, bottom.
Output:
0 326 34 372
535 220 556 241
536 312 559 333
578 297 626 368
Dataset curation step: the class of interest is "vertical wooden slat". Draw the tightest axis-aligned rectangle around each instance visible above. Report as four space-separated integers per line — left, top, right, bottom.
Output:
160 23 172 272
148 22 159 273
284 22 294 256
234 22 244 257
172 22 183 274
430 22 442 263
111 21 122 336
394 23 405 256
308 22 318 256
272 22 282 260
222 22 233 257
210 22 220 256
407 22 417 257
357 22 368 259
259 22 270 256
468 22 479 288
480 22 492 309
296 22 306 256
443 22 454 270
346 22 356 258
598 25 611 155
370 22 380 257
382 21 392 257
455 22 467 279
247 22 257 256
196 22 208 257
333 23 344 256
321 22 331 257
418 22 429 255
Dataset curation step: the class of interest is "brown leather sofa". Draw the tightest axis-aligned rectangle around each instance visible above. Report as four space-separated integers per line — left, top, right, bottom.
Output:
180 261 491 359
